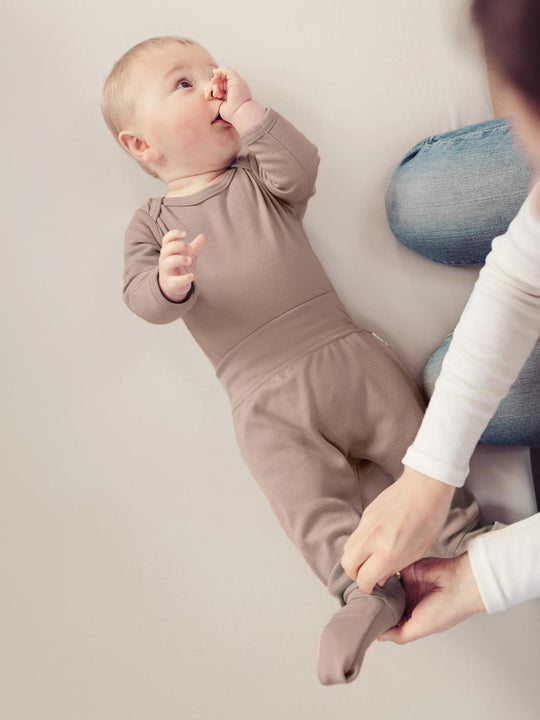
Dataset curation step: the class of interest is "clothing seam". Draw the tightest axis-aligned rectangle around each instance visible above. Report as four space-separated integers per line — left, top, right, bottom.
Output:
218 291 335 369
230 328 361 413
426 124 511 145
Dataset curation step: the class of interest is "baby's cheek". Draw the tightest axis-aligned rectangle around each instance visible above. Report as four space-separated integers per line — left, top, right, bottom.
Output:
176 119 208 146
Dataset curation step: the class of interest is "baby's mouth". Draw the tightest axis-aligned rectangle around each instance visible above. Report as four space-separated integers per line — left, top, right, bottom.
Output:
212 113 231 126
212 103 229 124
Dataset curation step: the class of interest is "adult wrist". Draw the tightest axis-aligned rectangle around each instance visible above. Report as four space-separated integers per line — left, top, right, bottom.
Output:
401 465 455 497
455 552 486 614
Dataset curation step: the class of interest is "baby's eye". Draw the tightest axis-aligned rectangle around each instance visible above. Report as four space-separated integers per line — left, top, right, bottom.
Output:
175 78 192 90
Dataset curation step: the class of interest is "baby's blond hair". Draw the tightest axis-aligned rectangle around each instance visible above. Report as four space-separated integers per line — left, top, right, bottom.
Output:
101 35 198 178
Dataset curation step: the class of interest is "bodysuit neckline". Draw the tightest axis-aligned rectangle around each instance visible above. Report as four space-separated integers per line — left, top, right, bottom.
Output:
160 167 237 206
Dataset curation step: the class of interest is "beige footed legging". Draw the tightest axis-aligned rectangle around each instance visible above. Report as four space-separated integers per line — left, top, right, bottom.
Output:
217 294 481 604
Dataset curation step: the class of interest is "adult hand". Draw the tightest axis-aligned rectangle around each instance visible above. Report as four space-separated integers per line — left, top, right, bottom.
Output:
378 552 485 644
341 466 455 593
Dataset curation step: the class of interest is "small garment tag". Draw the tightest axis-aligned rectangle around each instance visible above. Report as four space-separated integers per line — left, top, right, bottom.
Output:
371 331 390 347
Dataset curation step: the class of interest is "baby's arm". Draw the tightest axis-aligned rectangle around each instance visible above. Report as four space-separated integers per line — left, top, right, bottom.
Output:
123 208 205 324
211 67 320 215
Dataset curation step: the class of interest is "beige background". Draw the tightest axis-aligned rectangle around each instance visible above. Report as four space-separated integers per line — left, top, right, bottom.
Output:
2 0 539 718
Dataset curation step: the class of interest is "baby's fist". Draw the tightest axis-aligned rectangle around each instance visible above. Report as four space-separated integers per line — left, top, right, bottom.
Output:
210 67 252 122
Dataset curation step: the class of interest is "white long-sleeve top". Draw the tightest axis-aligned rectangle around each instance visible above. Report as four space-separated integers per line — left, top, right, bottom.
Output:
402 185 540 613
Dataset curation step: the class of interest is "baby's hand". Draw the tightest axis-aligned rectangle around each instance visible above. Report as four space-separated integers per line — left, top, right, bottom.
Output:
209 67 253 123
158 229 207 302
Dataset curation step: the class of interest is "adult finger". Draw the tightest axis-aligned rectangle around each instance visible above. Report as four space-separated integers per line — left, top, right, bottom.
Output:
378 616 426 645
340 538 371 582
354 553 392 595
376 570 400 588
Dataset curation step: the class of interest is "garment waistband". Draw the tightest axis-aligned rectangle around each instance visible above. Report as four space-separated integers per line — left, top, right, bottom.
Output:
215 292 358 410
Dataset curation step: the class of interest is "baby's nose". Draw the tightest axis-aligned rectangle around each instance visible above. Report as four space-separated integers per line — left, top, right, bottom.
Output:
203 81 214 101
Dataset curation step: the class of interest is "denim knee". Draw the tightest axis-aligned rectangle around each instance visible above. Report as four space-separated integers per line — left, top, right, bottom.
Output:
423 333 540 447
385 119 534 266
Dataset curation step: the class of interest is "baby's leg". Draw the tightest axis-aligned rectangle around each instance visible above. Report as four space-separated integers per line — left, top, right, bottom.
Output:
232 356 369 604
231 331 482 684
231 336 409 684
385 118 534 265
331 330 486 559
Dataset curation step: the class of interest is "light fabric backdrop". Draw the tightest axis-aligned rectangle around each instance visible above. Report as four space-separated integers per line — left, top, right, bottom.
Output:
2 1 539 718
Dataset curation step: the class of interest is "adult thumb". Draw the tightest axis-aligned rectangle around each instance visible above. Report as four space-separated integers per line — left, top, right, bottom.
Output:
378 617 423 645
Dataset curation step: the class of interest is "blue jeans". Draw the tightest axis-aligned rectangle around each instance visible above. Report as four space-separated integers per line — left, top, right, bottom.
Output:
386 117 540 446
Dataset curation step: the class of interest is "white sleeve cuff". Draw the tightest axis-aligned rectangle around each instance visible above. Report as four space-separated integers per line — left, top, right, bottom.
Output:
467 514 540 613
402 446 467 488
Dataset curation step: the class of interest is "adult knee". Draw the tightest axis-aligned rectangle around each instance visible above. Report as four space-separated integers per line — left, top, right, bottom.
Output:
385 141 456 263
423 333 540 447
422 334 452 399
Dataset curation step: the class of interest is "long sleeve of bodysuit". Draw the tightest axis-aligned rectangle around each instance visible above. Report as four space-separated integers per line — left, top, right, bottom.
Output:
123 205 197 324
234 107 320 219
402 186 540 612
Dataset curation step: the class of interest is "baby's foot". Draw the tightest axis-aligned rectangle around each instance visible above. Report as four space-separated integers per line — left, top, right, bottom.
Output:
317 575 405 686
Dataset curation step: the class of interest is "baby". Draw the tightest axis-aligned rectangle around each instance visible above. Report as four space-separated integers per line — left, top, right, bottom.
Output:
102 35 490 685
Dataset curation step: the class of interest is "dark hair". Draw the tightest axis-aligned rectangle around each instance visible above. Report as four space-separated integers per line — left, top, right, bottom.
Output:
471 0 540 113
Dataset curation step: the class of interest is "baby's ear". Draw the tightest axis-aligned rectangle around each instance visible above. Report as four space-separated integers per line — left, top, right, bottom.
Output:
118 132 162 166
118 131 145 158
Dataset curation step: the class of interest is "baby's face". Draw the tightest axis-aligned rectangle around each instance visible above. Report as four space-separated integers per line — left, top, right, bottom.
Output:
129 42 241 177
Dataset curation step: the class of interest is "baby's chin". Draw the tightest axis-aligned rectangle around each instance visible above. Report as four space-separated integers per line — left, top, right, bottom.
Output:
222 138 242 165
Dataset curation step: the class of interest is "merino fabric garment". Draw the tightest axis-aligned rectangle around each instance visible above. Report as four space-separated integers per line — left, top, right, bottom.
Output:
317 576 406 685
229 325 482 603
123 107 484 677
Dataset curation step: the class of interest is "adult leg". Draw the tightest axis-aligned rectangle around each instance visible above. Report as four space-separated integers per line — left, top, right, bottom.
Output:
424 333 540 446
385 118 534 264
386 118 539 446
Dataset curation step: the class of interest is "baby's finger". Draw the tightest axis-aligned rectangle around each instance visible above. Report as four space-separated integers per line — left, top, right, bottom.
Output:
167 274 195 294
162 254 193 274
162 229 187 244
188 233 207 257
161 242 189 259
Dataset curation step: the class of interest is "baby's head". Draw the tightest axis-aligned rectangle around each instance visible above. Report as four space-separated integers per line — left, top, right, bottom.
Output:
101 36 241 181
